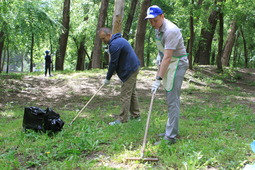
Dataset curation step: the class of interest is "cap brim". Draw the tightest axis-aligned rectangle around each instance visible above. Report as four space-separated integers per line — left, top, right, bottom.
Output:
144 14 157 20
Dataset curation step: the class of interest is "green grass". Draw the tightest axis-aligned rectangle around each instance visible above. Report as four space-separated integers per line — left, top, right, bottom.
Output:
0 68 255 169
0 72 24 80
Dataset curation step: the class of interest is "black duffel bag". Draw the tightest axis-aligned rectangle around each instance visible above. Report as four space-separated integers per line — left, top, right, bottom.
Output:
23 107 64 133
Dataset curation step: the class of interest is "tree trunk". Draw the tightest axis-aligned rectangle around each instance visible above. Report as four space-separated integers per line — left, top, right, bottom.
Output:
221 21 237 66
211 50 215 65
91 0 109 69
6 44 9 73
188 0 195 70
193 0 203 64
216 1 223 72
55 0 70 71
30 33 34 72
1 47 6 72
145 28 153 67
76 40 86 71
123 0 139 40
112 0 125 34
233 31 239 67
240 28 248 68
49 31 54 72
0 31 4 73
21 54 24 72
134 0 151 67
195 7 218 65
84 48 91 69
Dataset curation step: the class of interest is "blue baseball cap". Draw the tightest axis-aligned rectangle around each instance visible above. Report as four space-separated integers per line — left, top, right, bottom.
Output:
145 5 163 20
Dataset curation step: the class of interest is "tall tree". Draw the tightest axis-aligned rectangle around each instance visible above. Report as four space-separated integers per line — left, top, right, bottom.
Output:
233 31 240 67
75 39 86 71
123 0 139 40
0 30 4 73
6 42 10 73
112 0 125 34
216 0 224 72
74 35 91 71
221 21 237 66
29 33 34 72
0 0 8 73
55 0 71 71
134 0 151 67
194 1 219 65
145 28 154 67
240 28 248 68
73 15 87 71
187 0 195 70
91 0 109 69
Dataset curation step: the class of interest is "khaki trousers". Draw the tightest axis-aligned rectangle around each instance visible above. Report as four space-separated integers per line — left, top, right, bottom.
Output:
118 69 140 122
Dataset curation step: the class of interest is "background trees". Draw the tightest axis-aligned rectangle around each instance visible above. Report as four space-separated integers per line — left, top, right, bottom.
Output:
55 0 71 71
0 0 254 73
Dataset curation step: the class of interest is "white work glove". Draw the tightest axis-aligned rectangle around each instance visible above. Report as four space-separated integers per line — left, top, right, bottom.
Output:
151 79 161 94
103 79 110 85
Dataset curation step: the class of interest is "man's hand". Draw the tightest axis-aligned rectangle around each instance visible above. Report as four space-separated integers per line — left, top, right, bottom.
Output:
151 79 161 94
103 79 110 85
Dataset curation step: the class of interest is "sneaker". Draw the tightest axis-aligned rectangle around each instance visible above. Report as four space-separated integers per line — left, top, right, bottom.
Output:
154 138 176 145
158 133 165 137
109 120 121 126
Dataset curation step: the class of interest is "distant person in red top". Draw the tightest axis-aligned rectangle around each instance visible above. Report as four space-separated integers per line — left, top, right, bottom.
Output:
44 50 52 77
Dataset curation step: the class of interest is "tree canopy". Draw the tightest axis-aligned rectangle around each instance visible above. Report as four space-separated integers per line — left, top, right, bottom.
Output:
0 0 255 73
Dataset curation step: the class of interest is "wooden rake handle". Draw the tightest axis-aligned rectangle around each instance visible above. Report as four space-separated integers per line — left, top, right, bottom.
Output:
69 84 104 125
140 92 156 158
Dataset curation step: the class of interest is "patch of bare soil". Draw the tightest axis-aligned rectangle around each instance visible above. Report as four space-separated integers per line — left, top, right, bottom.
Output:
185 66 255 112
0 66 254 112
196 65 255 93
0 71 151 113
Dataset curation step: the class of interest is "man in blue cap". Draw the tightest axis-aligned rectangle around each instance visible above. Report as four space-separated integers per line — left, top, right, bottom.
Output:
145 5 189 144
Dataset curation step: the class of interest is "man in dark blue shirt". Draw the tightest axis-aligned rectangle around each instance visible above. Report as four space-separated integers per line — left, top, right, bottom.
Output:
99 27 140 125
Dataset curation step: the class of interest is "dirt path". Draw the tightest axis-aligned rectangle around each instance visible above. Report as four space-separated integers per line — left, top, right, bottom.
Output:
0 66 254 112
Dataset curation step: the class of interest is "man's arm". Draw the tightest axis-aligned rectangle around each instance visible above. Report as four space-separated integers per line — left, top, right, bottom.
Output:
106 44 120 80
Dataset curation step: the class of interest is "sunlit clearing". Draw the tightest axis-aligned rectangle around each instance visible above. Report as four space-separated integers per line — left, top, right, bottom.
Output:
0 111 15 118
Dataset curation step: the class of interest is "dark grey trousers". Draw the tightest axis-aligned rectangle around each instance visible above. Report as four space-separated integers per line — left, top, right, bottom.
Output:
164 61 188 140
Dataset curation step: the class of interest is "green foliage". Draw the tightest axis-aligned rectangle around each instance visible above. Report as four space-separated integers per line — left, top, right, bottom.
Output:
1 0 255 72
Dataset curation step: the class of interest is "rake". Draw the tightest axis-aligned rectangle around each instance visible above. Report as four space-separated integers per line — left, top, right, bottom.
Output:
126 92 159 162
69 84 104 125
